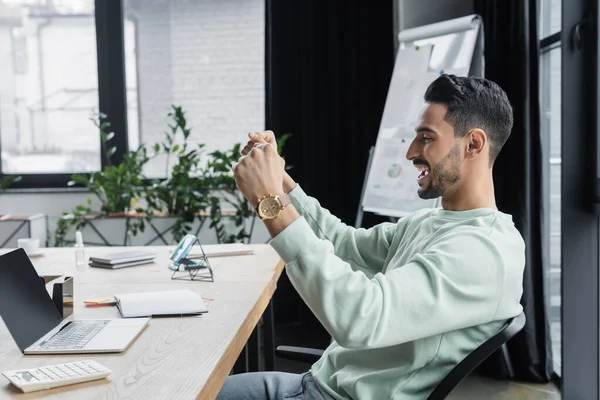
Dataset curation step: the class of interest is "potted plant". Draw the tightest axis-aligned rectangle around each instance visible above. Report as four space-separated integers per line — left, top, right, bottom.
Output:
54 113 152 246
144 105 210 242
145 105 257 244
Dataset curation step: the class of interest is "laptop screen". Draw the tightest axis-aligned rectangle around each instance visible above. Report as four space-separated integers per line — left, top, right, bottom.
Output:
0 248 63 352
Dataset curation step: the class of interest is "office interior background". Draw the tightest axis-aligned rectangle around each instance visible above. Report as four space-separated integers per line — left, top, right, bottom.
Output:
0 0 596 398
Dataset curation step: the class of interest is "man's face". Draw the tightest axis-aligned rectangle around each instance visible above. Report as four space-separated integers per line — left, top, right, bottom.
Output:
406 103 463 199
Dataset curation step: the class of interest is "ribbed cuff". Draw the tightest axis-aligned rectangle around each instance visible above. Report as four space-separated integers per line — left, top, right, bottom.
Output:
269 216 320 263
288 184 310 214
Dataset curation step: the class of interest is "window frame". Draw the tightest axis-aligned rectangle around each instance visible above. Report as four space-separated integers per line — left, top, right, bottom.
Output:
539 0 562 379
0 0 129 189
540 2 600 396
539 39 561 377
560 0 600 398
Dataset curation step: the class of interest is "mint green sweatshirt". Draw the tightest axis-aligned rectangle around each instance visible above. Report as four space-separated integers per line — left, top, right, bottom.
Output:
269 185 525 400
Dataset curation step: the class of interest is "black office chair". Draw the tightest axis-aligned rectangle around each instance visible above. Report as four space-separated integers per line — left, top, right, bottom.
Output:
276 311 526 400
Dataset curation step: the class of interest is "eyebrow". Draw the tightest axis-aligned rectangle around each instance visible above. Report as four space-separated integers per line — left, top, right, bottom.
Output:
415 126 437 135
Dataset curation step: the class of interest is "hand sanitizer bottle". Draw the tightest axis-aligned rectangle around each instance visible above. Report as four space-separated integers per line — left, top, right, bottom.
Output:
75 230 86 268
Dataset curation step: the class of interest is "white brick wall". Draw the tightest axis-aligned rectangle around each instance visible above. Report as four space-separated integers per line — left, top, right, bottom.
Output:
0 0 263 175
127 0 265 177
0 26 16 154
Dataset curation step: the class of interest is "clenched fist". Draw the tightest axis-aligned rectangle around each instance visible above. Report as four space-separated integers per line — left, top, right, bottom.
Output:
233 142 286 208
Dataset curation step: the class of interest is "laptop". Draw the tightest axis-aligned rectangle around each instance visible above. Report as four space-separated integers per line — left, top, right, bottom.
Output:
0 248 149 355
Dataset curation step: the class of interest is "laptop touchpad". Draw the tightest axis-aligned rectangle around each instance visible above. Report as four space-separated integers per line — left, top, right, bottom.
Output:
85 319 148 351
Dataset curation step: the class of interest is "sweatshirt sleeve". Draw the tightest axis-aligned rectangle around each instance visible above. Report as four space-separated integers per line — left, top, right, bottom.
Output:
287 185 401 273
270 217 508 349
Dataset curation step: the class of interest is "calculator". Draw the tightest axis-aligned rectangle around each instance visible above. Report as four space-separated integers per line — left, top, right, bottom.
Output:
2 360 111 393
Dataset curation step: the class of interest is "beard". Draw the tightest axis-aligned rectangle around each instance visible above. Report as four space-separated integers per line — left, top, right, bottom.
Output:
417 144 462 200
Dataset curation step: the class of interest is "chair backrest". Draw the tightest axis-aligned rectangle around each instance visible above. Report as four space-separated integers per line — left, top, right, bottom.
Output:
425 311 526 400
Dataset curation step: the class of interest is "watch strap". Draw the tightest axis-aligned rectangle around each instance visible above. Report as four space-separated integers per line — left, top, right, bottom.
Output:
278 192 291 207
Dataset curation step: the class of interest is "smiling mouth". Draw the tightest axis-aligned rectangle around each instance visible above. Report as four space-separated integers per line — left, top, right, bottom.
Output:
416 165 429 181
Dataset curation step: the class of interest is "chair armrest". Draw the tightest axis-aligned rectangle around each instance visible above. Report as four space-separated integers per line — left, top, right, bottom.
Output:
275 345 324 364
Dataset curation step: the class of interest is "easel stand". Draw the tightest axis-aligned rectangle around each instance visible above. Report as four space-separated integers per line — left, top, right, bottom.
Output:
170 237 214 282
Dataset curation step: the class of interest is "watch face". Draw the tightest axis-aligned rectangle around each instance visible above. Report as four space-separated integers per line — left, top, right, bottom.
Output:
258 197 282 219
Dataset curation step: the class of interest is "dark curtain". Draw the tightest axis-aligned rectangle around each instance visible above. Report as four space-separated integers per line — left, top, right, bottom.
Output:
266 0 394 226
474 0 553 382
265 0 394 338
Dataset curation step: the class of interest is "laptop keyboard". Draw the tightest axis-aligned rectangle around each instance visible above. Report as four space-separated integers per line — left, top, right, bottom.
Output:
38 321 109 350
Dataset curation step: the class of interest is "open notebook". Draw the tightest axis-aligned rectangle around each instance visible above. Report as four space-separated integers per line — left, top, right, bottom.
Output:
114 289 208 318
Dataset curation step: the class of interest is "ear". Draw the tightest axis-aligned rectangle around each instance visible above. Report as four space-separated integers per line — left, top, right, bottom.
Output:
465 129 487 160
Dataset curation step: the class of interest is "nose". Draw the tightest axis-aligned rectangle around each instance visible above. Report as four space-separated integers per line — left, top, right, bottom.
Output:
405 138 420 161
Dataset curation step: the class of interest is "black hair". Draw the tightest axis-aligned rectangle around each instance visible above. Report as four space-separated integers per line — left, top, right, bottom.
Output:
423 74 513 164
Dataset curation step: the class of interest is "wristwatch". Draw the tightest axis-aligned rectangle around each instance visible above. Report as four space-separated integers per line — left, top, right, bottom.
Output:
255 192 291 220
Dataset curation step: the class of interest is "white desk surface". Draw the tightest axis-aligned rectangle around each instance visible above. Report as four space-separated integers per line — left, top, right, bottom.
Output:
0 244 284 400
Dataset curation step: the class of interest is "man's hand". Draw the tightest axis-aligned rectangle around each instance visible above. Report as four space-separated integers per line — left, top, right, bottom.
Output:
241 130 297 193
234 143 285 208
242 131 277 156
237 130 300 238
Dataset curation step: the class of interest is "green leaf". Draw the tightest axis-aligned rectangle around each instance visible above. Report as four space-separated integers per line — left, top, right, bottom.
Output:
277 132 293 155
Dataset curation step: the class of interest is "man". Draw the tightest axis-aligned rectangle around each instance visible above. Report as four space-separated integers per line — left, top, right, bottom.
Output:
217 74 525 400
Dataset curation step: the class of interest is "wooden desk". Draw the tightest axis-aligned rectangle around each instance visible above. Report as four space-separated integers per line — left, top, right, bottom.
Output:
0 245 284 399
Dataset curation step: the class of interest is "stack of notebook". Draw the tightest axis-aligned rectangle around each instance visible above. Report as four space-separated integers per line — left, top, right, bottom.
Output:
88 251 157 269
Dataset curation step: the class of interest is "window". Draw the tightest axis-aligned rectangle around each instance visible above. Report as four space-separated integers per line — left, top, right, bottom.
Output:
0 0 101 175
539 0 561 38
0 0 265 187
540 0 561 376
123 0 265 178
541 45 561 375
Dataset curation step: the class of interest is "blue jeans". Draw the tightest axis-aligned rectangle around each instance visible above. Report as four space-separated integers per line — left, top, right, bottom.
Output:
216 371 326 400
